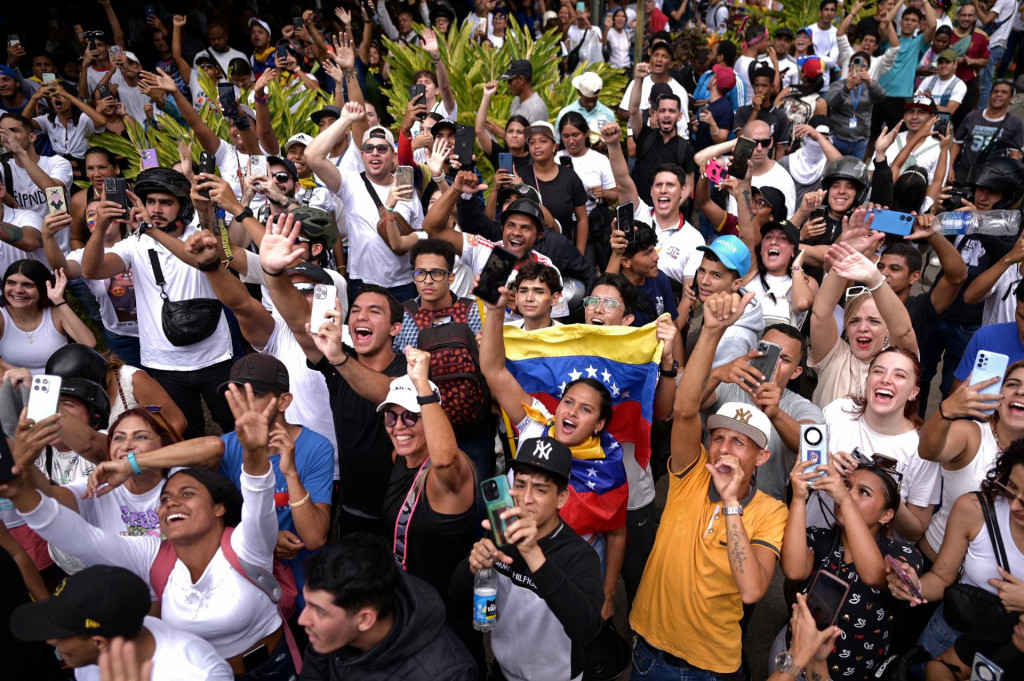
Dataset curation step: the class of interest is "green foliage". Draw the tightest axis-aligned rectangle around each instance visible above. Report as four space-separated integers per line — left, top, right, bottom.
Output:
382 17 627 182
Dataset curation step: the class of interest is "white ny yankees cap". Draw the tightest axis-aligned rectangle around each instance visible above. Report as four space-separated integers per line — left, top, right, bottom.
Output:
706 402 771 449
512 436 572 484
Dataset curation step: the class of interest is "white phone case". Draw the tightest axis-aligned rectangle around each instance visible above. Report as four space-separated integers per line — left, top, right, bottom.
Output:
27 374 62 423
309 284 338 334
248 156 268 178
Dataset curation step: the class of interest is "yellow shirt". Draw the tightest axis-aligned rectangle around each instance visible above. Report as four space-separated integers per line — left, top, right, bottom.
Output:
629 445 788 674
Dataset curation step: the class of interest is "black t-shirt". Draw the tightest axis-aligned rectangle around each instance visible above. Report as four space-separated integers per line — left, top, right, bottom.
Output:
517 164 588 244
384 461 476 601
733 105 792 148
313 352 407 517
486 142 533 175
630 126 698 204
906 292 939 348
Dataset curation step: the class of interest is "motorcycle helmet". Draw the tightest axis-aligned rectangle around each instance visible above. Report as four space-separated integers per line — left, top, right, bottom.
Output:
133 168 195 227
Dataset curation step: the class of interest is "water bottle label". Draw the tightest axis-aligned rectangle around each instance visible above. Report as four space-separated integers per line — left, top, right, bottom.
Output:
473 590 497 624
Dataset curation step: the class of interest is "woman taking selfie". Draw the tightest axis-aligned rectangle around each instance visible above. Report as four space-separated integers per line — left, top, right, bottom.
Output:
476 80 532 173
518 122 589 254
0 384 297 678
822 347 939 541
69 147 123 250
809 235 918 406
781 455 921 681
917 361 1024 561
0 260 95 376
887 443 1024 660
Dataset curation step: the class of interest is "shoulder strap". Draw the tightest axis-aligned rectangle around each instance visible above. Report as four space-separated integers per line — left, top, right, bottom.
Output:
402 298 421 318
148 540 179 604
976 491 1011 573
218 527 283 603
0 156 14 203
360 172 385 210
147 250 165 287
393 459 432 570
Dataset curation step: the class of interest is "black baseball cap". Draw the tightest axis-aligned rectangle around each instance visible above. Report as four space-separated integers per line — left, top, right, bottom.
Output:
760 219 800 245
755 187 788 222
649 40 673 58
431 118 457 136
310 105 342 126
511 436 572 484
287 261 333 285
775 27 795 39
267 156 298 181
11 566 150 641
219 353 290 394
501 59 533 80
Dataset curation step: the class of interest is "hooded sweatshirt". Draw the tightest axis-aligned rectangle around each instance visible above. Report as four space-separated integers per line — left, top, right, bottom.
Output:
711 292 764 369
300 571 476 681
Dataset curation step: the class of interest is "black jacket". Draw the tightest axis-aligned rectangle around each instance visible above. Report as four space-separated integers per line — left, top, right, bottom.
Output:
300 572 477 681
456 197 597 290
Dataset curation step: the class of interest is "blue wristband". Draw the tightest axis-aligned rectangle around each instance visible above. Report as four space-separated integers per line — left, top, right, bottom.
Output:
126 452 143 475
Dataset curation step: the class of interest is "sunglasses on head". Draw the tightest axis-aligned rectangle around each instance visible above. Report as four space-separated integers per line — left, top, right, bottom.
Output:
362 143 391 154
845 285 869 300
273 172 292 183
863 453 904 493
413 267 451 282
383 409 421 427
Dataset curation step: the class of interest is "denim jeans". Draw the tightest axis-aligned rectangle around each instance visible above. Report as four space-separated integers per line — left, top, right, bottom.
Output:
831 136 868 160
978 46 1006 110
104 332 141 368
631 637 740 681
917 319 979 416
145 359 234 438
915 604 962 676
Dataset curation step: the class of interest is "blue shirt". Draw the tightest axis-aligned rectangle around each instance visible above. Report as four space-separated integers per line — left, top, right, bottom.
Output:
953 322 1024 382
694 70 744 112
554 99 618 132
219 427 334 608
879 34 927 98
632 271 679 327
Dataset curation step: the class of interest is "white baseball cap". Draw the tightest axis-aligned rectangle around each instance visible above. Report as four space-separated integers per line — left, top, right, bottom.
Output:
376 375 441 414
571 72 603 98
284 133 314 151
706 402 772 449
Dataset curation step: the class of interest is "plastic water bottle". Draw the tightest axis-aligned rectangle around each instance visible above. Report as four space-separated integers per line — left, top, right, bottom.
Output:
933 210 1021 237
473 567 498 631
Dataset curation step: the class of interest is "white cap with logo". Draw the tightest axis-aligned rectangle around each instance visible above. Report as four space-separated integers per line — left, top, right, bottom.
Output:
706 402 772 449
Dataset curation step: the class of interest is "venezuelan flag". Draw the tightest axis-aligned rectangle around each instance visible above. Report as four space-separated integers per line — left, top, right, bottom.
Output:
503 322 664 533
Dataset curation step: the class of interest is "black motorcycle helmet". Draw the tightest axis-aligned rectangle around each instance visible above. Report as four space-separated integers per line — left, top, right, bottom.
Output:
45 345 109 386
497 183 542 210
501 198 545 232
60 378 111 429
971 156 1024 209
822 156 870 209
133 168 195 228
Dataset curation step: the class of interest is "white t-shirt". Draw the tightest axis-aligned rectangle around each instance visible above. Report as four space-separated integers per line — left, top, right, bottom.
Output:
193 46 248 78
725 162 797 222
214 139 268 217
33 114 102 158
985 0 1017 49
555 148 615 214
0 155 73 235
981 264 1023 326
0 205 46 274
85 65 126 97
915 75 967 107
109 224 232 370
67 247 139 337
115 81 152 124
619 76 690 132
735 55 757 107
823 398 941 510
876 131 947 184
459 232 558 281
807 24 839 68
606 28 631 69
335 172 423 287
76 616 233 681
634 200 704 283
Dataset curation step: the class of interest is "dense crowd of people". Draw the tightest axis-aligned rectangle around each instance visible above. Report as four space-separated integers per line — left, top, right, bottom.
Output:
4 0 1024 680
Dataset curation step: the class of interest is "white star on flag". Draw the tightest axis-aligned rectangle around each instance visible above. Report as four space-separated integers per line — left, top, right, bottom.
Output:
587 467 598 478
568 367 582 381
610 382 620 397
558 381 567 394
585 364 598 378
601 368 612 383
585 479 597 490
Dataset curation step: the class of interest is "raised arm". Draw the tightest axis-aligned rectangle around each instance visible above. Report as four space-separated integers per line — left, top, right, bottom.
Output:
965 232 1024 304
170 15 193 84
80 201 129 280
98 0 125 47
628 63 649 137
479 285 533 426
252 68 280 156
476 81 499 157
921 1 938 44
422 30 456 115
671 291 756 473
424 172 485 255
139 68 222 154
86 436 225 499
808 246 848 365
600 121 638 205
909 217 965 316
304 102 363 195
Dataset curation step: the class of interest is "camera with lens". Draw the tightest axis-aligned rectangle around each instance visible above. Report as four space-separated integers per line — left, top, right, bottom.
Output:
942 185 973 212
481 479 501 502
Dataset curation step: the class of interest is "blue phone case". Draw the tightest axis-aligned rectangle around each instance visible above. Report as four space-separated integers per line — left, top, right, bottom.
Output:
867 208 915 236
973 351 1009 415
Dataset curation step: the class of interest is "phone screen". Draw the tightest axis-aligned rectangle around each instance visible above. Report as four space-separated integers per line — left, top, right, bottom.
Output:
730 137 757 180
617 202 635 243
806 571 850 629
218 83 238 118
473 247 517 304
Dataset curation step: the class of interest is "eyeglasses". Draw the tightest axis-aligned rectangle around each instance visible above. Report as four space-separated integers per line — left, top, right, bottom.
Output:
293 283 315 292
413 268 451 282
362 143 391 154
752 138 773 148
583 296 622 310
272 172 292 183
383 410 421 427
994 481 1024 507
751 197 768 209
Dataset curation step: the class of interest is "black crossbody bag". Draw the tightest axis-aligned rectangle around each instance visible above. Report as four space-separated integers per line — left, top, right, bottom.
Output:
148 250 221 347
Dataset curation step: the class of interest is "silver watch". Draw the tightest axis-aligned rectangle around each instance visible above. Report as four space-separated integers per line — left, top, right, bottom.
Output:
722 505 744 516
774 650 803 677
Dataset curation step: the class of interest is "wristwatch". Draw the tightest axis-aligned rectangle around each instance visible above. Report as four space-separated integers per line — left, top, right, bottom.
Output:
416 393 441 406
774 651 804 677
722 506 744 516
659 360 679 378
233 207 255 222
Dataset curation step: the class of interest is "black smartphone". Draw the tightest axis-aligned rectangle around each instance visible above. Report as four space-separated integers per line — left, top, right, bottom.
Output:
454 124 475 171
473 246 518 304
730 136 757 181
241 643 269 671
96 84 113 100
933 112 951 137
292 17 304 29
409 83 425 104
748 340 782 384
0 433 14 481
217 82 238 119
104 177 128 216
559 155 573 169
617 201 635 243
198 152 215 198
806 570 851 630
276 44 288 62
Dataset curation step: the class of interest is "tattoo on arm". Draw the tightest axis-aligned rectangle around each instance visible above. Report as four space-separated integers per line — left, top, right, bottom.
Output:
0 221 25 244
729 525 746 574
740 189 754 220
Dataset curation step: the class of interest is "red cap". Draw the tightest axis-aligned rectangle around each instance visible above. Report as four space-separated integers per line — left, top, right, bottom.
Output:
801 57 823 79
712 64 736 93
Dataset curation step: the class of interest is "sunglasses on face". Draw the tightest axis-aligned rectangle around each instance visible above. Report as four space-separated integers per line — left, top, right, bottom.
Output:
583 296 622 310
994 480 1024 506
272 172 292 183
752 138 773 148
362 143 391 154
384 409 421 427
413 268 451 282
